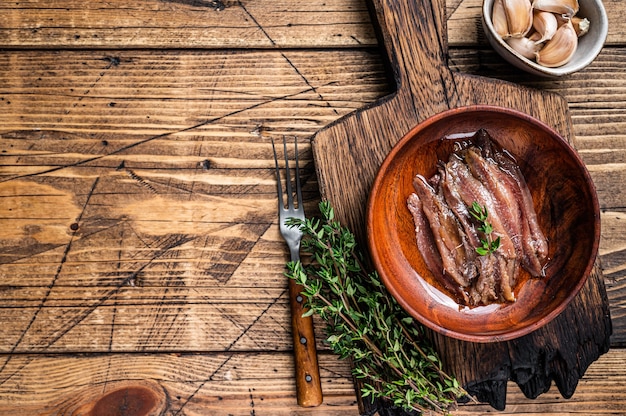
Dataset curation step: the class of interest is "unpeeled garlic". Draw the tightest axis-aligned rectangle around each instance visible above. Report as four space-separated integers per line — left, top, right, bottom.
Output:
503 0 533 37
492 0 510 38
536 20 578 67
507 36 544 59
491 0 591 68
532 10 558 43
572 16 590 36
532 0 579 18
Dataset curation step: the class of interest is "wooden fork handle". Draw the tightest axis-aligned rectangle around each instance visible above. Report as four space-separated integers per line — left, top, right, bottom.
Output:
288 277 323 407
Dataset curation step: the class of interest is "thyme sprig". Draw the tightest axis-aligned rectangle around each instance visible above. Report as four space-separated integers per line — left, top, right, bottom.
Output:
469 201 501 256
285 201 466 414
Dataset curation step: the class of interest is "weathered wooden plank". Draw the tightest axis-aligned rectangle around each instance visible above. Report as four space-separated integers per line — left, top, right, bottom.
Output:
0 0 624 49
600 211 626 347
0 49 624 162
1 49 624 141
0 1 624 414
1 48 626 355
0 291 295 353
0 352 358 415
0 349 625 415
0 50 389 135
0 0 376 49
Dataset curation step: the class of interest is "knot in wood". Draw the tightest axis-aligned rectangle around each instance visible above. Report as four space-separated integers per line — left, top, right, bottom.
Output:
89 386 159 416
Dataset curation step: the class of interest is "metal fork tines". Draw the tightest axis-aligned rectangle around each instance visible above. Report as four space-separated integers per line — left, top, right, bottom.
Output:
273 138 305 261
271 137 323 407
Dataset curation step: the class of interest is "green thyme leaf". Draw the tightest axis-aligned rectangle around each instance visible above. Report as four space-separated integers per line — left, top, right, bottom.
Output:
475 246 488 256
470 201 500 256
491 236 501 252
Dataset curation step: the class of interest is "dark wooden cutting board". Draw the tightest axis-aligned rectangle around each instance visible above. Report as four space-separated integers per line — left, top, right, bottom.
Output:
311 0 612 412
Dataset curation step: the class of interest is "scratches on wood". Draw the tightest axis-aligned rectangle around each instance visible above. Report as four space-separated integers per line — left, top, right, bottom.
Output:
221 288 288 351
0 0 625 408
0 350 625 414
163 0 228 11
0 177 98 383
1 85 345 183
171 285 289 414
0 0 376 49
0 177 99 370
122 164 160 194
237 1 276 46
249 387 257 416
63 56 123 120
0 210 295 353
199 224 272 283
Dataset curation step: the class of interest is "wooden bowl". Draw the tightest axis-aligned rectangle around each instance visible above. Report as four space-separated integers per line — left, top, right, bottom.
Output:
367 106 600 342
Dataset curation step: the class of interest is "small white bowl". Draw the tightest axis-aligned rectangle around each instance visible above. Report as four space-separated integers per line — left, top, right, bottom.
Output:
482 0 608 77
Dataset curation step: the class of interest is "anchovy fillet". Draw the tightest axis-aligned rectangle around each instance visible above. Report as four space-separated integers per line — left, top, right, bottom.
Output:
407 129 549 306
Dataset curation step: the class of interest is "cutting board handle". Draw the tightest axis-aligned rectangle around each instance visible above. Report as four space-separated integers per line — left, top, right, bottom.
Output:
367 0 455 105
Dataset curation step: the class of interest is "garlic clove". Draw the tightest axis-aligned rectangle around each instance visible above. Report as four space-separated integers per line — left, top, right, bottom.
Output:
532 0 579 18
554 13 570 26
571 16 590 36
503 0 533 38
533 10 558 43
529 31 543 42
507 36 544 59
492 0 510 38
535 20 578 67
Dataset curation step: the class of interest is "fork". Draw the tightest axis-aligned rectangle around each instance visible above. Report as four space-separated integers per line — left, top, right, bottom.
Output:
272 137 323 407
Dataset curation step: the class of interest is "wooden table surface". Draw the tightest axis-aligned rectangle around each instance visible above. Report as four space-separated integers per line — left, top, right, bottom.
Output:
0 1 624 415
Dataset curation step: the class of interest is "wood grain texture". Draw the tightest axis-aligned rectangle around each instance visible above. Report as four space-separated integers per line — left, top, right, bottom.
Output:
1 0 625 414
0 0 624 49
0 352 358 415
0 46 625 406
0 49 386 356
288 277 324 407
0 349 624 415
0 0 376 49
